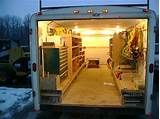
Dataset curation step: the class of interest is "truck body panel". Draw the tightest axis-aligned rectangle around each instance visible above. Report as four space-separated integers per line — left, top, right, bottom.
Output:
30 6 156 114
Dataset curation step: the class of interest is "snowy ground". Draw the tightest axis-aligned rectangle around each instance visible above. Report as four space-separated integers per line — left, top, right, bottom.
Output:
0 87 33 119
0 85 158 119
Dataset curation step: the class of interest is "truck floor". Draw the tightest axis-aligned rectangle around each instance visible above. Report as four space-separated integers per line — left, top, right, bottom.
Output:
62 65 121 106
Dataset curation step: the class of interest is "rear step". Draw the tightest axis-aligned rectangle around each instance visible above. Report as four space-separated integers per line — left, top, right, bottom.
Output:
121 90 144 106
40 90 62 104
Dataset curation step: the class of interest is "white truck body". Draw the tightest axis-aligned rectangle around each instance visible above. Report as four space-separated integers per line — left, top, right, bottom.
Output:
30 6 156 115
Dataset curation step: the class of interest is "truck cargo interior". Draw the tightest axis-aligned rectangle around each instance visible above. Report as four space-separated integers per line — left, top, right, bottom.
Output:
38 19 148 107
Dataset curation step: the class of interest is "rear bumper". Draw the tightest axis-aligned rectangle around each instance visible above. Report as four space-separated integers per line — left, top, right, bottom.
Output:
40 104 144 115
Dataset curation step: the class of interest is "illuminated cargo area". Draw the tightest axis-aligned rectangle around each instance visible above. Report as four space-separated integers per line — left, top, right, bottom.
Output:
38 19 148 107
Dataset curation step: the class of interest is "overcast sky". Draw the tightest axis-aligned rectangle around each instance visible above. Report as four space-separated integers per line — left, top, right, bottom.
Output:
0 0 159 18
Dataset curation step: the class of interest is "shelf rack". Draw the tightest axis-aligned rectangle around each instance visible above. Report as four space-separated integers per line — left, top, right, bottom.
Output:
59 34 85 94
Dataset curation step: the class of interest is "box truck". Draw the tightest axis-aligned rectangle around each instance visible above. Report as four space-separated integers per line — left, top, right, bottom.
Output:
30 5 156 116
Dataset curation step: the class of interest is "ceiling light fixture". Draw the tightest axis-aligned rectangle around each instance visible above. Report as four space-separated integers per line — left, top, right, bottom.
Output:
87 9 93 14
73 10 80 14
102 8 108 14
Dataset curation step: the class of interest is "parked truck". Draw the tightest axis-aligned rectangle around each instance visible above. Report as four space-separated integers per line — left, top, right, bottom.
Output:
30 5 156 116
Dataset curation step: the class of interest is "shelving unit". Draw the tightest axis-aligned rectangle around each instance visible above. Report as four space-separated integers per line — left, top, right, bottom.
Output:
59 47 68 80
41 44 68 89
113 71 138 93
71 35 85 74
59 33 85 94
112 71 144 106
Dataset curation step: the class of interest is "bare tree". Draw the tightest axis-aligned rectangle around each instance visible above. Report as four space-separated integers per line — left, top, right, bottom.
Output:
10 16 22 45
22 14 30 45
0 14 30 46
0 17 5 39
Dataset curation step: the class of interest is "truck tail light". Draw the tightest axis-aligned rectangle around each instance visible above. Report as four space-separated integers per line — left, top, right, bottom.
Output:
143 9 149 13
149 63 154 73
37 12 42 15
32 63 37 72
29 29 32 35
146 112 152 119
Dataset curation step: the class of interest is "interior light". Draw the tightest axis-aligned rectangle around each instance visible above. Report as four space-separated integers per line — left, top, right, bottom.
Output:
73 26 80 33
81 30 96 35
75 26 78 29
115 26 123 33
116 26 120 29
101 30 115 35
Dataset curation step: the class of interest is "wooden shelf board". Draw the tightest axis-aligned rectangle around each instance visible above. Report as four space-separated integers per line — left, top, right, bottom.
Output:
72 46 80 48
72 55 85 61
60 70 68 77
72 35 81 39
72 55 80 61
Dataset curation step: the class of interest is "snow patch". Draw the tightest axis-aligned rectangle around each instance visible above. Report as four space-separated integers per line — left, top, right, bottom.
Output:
0 87 33 119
